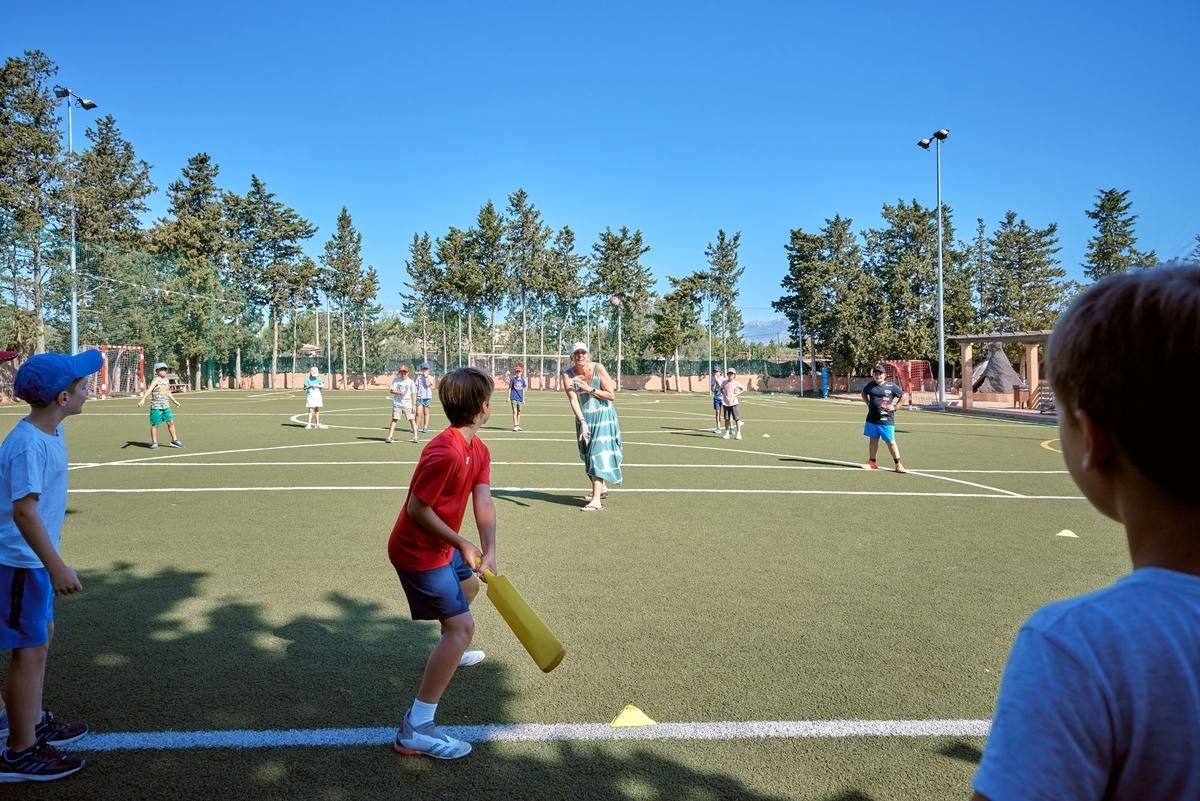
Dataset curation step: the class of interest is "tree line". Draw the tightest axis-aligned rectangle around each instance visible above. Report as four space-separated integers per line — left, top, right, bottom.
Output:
4 48 1194 391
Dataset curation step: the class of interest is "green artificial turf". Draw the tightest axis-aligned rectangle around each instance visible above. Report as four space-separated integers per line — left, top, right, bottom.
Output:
6 388 1128 800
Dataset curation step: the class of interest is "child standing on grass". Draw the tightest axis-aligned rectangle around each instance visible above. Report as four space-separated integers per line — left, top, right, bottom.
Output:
508 365 526 432
303 366 327 429
388 367 496 760
861 365 905 473
138 362 183 450
720 368 745 440
417 363 435 434
387 365 418 444
0 351 102 782
972 267 1200 801
710 367 723 433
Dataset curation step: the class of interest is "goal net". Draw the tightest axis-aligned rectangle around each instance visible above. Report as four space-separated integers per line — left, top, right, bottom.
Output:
467 353 572 390
882 360 936 399
83 345 145 399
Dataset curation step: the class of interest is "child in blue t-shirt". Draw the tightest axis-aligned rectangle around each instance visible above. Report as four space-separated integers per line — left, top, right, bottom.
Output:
303 367 326 429
0 351 103 782
972 267 1200 801
709 368 722 433
508 366 526 432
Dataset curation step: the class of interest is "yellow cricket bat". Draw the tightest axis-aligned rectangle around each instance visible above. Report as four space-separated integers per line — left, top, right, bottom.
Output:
480 568 565 673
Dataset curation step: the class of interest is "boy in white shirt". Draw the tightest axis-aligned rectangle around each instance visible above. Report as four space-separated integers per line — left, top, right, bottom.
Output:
387 366 419 444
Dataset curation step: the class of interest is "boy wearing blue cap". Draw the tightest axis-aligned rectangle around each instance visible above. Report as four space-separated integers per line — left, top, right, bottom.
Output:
0 350 102 782
137 362 183 449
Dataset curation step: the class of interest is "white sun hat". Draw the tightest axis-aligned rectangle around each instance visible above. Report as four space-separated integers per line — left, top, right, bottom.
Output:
570 342 589 354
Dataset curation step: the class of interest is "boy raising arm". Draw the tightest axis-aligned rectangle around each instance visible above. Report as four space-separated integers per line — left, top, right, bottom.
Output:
387 367 496 760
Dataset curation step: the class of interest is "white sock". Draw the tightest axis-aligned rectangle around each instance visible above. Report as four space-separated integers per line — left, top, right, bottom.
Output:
410 699 437 727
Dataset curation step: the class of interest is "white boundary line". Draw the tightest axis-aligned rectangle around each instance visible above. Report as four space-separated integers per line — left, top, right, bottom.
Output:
70 718 991 751
66 485 1085 499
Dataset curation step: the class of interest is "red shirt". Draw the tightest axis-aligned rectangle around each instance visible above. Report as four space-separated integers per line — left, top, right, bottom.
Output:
388 427 491 571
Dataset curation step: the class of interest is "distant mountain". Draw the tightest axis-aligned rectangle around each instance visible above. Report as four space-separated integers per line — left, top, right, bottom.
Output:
742 318 792 344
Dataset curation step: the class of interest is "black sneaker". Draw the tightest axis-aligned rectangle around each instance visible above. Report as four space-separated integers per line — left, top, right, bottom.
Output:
0 740 85 782
0 709 88 747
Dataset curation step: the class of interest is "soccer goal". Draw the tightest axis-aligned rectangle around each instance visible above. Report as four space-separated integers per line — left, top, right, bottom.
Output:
881 359 936 404
83 344 145 399
467 353 572 390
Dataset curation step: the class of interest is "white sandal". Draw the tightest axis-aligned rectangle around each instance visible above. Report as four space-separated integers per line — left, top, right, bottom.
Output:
580 503 603 512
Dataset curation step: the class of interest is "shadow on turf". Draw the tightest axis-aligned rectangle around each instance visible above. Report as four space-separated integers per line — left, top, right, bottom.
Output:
120 441 155 449
939 740 984 764
33 563 816 801
492 489 586 509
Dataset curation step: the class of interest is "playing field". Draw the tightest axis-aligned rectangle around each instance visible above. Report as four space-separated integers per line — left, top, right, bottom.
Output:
17 388 1127 801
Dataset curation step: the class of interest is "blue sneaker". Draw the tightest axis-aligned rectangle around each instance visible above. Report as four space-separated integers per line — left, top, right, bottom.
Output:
169 440 184 448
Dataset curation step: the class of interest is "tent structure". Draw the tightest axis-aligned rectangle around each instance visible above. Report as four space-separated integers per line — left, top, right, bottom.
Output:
969 343 1023 393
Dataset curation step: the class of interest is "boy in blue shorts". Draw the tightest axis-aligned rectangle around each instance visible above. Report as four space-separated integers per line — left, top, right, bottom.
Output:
972 267 1200 800
0 351 102 782
387 367 496 760
861 365 906 473
416 363 435 434
710 367 723 433
508 365 526 432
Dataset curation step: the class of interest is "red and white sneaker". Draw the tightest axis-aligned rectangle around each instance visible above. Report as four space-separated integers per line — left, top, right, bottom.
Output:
862 460 878 470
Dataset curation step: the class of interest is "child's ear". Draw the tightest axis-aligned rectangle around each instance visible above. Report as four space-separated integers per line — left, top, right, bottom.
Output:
1074 408 1115 471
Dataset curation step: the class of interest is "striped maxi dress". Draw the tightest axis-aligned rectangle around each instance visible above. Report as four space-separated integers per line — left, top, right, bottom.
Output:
566 367 623 484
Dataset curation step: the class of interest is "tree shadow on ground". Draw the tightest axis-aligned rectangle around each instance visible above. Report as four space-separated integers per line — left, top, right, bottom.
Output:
29 564 830 801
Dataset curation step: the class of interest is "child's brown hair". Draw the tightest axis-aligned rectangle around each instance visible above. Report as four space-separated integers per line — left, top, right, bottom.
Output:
438 367 493 427
1048 266 1200 500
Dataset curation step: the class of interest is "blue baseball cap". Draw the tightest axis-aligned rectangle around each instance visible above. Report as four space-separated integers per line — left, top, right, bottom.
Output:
420 362 431 369
14 350 104 405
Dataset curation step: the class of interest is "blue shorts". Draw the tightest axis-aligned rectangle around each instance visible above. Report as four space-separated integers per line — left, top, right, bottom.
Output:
417 397 432 408
863 422 896 442
712 397 722 411
0 565 53 649
395 550 473 621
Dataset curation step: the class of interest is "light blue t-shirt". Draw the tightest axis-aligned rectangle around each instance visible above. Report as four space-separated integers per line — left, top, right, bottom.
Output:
509 376 526 402
417 373 433 400
975 567 1200 801
0 419 68 569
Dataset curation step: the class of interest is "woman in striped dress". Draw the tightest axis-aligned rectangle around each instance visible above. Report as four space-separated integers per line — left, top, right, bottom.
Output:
563 342 622 511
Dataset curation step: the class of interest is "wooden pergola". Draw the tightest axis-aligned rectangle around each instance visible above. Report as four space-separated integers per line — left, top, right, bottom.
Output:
948 331 1052 410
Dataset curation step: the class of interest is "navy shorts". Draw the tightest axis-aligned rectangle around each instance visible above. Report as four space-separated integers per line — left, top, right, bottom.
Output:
723 404 741 423
395 550 473 621
712 397 722 411
0 565 53 649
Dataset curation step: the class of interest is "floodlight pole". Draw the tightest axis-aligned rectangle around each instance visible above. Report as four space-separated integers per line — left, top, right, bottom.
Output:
705 296 712 380
934 136 946 406
59 87 97 355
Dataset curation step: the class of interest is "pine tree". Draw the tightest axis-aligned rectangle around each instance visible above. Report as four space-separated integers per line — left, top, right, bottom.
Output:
437 226 480 362
703 230 744 373
469 201 509 366
152 153 229 387
589 226 652 390
545 226 588 384
984 211 1073 332
506 189 551 376
403 232 440 364
1083 188 1157 281
320 207 362 390
0 50 63 352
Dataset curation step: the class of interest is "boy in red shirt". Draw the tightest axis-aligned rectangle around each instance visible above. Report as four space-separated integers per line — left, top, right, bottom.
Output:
387 367 496 760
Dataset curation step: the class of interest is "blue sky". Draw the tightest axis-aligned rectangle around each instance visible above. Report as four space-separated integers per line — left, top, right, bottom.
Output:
7 1 1198 338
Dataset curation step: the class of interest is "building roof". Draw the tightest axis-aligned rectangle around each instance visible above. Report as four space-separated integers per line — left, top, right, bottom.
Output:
948 331 1052 345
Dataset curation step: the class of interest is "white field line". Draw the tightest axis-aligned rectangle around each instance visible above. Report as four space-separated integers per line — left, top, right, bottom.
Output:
67 485 1086 500
71 435 1029 499
70 718 992 752
74 460 1069 476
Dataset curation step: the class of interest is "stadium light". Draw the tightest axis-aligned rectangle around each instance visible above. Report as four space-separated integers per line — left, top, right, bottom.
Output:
56 85 99 355
916 128 949 406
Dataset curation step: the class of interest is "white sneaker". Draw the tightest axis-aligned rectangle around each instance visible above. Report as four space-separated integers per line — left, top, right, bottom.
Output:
411 436 419 443
723 432 731 440
385 437 394 444
393 713 471 760
305 424 313 430
735 432 743 440
458 650 485 667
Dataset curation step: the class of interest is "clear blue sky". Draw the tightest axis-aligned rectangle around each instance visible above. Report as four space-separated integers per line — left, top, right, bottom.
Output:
7 0 1198 338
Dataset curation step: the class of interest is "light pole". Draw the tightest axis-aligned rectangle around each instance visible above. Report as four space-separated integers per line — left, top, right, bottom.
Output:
54 85 98 356
917 129 949 406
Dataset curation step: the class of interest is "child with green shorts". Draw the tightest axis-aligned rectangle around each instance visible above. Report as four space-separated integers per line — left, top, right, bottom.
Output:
138 362 183 449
